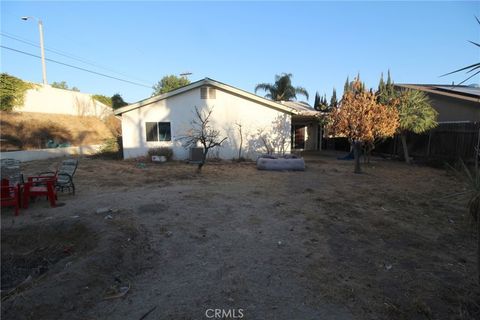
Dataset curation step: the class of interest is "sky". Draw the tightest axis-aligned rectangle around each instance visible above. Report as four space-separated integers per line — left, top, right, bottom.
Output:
1 1 479 104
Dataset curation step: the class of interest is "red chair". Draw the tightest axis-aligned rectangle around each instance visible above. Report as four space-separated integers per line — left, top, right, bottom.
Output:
23 176 57 208
1 179 20 216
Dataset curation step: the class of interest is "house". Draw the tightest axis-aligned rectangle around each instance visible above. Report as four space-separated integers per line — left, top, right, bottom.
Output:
394 84 480 123
377 84 480 161
114 78 320 160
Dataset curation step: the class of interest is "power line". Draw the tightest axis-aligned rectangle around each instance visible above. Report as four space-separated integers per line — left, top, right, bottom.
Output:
1 45 152 88
0 32 151 86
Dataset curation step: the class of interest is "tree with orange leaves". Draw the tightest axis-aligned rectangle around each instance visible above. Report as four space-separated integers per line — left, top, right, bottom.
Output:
329 79 399 173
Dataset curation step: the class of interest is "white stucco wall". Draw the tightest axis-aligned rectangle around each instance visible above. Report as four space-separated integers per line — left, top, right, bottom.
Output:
120 87 292 160
0 144 101 162
18 85 113 119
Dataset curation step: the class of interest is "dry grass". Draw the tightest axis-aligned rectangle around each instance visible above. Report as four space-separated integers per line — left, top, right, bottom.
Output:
0 111 115 151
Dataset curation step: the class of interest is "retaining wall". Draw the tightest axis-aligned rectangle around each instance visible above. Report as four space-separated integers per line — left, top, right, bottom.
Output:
0 145 101 162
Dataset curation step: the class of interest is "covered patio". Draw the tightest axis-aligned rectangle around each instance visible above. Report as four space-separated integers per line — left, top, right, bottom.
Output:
277 101 323 152
291 114 322 151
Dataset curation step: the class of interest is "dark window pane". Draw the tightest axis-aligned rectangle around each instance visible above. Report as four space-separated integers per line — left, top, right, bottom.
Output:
200 87 208 99
146 122 158 141
158 122 171 141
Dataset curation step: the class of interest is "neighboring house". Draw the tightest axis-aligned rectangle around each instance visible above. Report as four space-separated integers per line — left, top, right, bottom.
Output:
394 84 480 123
114 78 320 160
19 85 113 119
376 84 480 161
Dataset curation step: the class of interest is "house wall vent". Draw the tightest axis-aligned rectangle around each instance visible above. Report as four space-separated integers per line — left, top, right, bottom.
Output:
189 147 204 163
208 87 216 99
200 87 216 99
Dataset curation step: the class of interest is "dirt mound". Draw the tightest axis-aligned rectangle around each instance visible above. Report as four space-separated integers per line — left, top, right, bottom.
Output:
1 221 95 292
0 111 116 151
1 215 155 320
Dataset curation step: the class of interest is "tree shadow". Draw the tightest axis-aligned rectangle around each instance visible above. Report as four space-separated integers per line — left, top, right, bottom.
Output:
244 114 291 157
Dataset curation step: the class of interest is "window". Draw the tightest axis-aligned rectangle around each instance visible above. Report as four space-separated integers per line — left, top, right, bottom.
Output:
208 87 216 99
200 87 208 99
145 122 171 141
200 87 216 99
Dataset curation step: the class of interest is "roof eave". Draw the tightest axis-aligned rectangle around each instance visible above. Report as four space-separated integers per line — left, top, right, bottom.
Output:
114 77 302 116
394 84 480 103
202 78 299 115
114 79 206 115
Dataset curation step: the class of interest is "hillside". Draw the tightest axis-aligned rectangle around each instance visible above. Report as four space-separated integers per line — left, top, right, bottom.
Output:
0 112 117 151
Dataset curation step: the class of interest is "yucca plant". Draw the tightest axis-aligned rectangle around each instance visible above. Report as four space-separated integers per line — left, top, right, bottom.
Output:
441 16 480 85
449 142 480 284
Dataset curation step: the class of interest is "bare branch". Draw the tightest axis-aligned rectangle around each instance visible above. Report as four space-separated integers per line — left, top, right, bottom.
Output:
176 106 228 172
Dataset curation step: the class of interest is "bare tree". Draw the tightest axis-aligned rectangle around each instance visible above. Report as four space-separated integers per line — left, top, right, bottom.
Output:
179 106 227 172
235 122 244 160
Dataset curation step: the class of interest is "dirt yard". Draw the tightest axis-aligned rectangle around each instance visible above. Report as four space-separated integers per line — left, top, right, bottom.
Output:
1 152 479 320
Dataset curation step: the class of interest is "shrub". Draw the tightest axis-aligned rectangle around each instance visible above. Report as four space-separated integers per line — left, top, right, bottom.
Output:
147 147 173 161
92 94 112 107
92 137 122 160
0 73 33 111
99 137 119 153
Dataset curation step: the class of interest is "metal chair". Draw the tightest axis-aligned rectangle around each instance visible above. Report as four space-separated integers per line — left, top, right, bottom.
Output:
40 159 78 195
0 159 24 186
0 158 20 166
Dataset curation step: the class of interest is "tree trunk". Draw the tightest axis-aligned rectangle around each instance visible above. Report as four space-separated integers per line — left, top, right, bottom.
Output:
401 133 410 164
237 123 243 160
197 150 208 173
238 134 243 160
353 141 362 174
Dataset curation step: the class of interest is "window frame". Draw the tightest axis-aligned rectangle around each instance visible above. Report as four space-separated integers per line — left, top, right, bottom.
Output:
145 121 171 142
200 86 216 99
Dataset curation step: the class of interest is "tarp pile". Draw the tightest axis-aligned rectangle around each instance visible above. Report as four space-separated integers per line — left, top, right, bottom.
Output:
256 154 305 171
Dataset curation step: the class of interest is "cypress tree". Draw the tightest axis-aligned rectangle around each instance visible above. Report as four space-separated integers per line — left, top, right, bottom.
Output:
377 71 396 104
344 76 350 93
378 73 386 94
314 92 321 111
386 70 395 97
330 88 338 108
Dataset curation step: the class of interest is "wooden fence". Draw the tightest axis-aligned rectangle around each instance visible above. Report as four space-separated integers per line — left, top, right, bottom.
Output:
375 122 480 163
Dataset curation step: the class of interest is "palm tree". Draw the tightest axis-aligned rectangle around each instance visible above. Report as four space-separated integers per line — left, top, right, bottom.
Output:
396 89 438 164
255 73 309 101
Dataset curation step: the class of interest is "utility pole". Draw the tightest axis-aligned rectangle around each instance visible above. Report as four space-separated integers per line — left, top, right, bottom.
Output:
22 16 48 86
180 72 192 80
